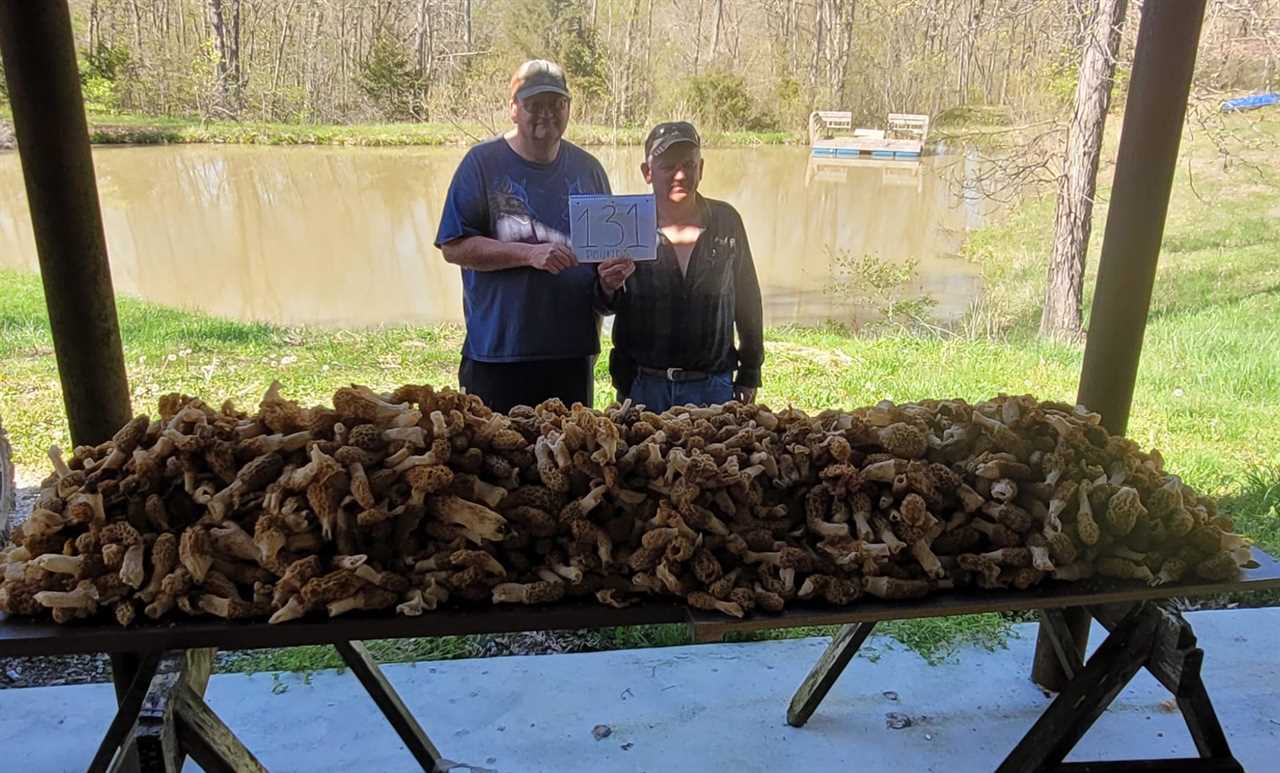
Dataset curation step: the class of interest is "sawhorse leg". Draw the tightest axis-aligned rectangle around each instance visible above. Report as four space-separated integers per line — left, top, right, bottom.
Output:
336 640 449 772
786 622 877 727
98 648 264 773
172 684 268 773
97 641 450 773
1000 602 1243 772
88 652 164 773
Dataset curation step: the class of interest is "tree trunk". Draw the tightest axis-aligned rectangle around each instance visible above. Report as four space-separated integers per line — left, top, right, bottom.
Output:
809 0 825 91
621 0 639 122
88 0 99 53
1039 0 1129 341
711 0 724 59
207 0 242 116
415 0 434 120
268 0 301 120
834 0 856 105
230 0 241 111
465 0 473 51
693 0 705 75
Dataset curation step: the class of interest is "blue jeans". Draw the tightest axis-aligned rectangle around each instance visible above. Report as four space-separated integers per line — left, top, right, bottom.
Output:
629 371 733 413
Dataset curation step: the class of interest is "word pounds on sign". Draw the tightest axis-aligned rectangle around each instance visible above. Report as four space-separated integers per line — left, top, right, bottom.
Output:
569 194 658 262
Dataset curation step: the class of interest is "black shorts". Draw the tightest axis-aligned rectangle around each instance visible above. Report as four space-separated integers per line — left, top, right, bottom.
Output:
458 357 594 413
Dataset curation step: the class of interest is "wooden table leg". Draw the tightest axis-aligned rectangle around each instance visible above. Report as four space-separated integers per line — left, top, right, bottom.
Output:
786 622 876 727
108 653 145 773
87 651 163 773
174 686 268 773
1175 650 1232 760
998 604 1157 772
335 640 448 772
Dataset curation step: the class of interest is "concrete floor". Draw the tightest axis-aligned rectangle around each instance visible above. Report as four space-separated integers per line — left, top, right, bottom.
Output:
2 609 1278 772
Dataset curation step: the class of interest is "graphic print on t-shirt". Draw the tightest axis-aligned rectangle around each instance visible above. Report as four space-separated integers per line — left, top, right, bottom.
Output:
490 177 570 245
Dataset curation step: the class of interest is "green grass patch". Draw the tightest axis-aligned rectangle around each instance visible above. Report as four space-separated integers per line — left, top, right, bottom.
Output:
212 618 1016 676
877 614 1014 664
219 636 477 676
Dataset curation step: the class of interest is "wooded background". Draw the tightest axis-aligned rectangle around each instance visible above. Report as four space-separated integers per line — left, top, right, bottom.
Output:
50 0 1280 130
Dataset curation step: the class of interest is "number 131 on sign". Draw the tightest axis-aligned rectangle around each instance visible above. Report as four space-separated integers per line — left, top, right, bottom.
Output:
569 194 658 262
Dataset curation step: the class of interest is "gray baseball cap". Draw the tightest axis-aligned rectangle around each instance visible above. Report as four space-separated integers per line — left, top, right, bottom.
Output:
510 60 570 102
645 121 702 160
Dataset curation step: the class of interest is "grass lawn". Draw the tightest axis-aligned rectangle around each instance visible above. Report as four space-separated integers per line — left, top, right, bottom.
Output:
1 112 1277 673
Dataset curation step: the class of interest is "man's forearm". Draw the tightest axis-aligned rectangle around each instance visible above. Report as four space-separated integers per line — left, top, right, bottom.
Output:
441 236 531 271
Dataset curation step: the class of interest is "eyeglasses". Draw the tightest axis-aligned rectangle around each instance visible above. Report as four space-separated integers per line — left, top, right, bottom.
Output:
652 155 699 172
519 96 569 116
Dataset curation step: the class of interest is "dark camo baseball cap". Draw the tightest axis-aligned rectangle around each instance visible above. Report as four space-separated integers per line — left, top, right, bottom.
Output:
645 121 701 160
510 59 571 102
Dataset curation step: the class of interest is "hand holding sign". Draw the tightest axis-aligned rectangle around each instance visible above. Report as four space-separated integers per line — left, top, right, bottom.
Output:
569 194 658 262
597 256 636 293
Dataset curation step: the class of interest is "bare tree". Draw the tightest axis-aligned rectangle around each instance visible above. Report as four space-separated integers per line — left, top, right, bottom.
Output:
207 0 242 116
1039 0 1129 341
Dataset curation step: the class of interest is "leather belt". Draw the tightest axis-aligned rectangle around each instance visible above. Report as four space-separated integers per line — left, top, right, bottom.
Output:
637 366 714 382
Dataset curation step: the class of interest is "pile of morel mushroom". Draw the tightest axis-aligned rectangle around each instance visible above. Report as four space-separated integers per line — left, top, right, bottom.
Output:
0 385 1253 624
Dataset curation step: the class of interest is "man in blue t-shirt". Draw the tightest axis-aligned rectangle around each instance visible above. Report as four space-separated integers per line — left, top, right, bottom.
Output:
434 59 634 412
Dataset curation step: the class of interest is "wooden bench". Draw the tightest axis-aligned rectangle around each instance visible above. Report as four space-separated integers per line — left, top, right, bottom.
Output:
887 112 930 141
809 110 854 145
2 547 1276 772
814 110 853 131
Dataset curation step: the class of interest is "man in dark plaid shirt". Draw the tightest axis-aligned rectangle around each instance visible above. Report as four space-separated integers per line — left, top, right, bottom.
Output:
597 121 765 412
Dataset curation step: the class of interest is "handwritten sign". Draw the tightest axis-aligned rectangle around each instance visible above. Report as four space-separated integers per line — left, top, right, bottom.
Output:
569 194 658 262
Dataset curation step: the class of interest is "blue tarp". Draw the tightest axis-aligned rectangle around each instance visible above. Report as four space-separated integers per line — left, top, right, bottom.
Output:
1221 93 1280 112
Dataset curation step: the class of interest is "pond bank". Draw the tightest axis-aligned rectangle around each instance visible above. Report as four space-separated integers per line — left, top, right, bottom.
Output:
0 111 801 149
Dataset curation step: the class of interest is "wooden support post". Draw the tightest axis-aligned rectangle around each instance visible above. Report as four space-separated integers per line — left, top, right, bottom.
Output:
1032 607 1092 692
124 649 217 772
0 7 144 765
1000 605 1158 772
121 674 181 773
335 640 448 772
1037 609 1086 683
786 622 876 727
0 0 132 445
1031 0 1209 691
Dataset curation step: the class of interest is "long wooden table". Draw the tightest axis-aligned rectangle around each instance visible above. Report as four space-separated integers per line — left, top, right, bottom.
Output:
3 547 1277 772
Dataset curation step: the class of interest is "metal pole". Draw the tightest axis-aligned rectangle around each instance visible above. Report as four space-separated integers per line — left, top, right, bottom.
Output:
1031 0 1208 691
0 0 133 446
0 4 140 767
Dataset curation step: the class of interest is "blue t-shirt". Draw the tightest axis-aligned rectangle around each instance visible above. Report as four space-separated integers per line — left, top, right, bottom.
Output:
434 137 612 362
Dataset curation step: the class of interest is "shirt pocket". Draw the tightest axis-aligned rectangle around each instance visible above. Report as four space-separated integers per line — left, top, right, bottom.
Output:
697 236 737 297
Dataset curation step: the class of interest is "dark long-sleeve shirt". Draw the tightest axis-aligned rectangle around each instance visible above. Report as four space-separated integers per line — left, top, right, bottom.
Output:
604 196 765 393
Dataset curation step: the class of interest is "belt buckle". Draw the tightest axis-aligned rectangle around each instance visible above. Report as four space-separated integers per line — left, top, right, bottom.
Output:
666 367 682 381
